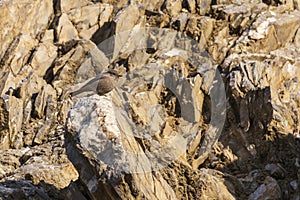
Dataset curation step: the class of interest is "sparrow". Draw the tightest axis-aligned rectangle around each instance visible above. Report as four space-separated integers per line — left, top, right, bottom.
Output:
70 69 121 97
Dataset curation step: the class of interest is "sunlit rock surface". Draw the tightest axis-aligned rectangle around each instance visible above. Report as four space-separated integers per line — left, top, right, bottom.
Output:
0 0 300 199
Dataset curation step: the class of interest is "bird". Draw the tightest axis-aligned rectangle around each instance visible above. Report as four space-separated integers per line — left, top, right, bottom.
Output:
70 69 121 97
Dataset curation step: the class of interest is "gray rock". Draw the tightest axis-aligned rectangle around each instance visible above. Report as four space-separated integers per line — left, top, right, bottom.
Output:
248 176 281 200
1 0 300 199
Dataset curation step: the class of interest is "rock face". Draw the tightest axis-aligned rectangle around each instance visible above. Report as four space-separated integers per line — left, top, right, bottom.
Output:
0 0 300 199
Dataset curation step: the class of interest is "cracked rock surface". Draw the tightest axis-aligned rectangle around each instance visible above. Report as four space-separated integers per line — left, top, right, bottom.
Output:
0 0 300 199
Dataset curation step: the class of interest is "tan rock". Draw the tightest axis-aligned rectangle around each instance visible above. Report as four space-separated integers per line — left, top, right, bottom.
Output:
57 13 79 43
112 4 142 59
1 0 300 199
0 141 78 190
0 0 53 62
197 0 212 15
31 42 57 77
60 0 91 13
165 0 182 17
0 97 10 150
295 0 300 10
234 9 300 54
8 95 24 149
67 3 113 40
8 34 38 76
199 169 236 200
186 0 196 13
186 15 215 46
143 0 164 11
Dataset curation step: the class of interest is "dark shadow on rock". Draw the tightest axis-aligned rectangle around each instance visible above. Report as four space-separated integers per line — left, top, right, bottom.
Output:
90 22 116 47
63 130 122 200
221 133 300 199
0 179 88 200
201 87 300 199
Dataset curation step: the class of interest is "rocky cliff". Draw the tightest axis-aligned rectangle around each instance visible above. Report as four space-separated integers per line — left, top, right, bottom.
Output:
0 0 300 199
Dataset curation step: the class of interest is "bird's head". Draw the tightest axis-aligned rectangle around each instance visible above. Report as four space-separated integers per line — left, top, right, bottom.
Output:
106 69 122 78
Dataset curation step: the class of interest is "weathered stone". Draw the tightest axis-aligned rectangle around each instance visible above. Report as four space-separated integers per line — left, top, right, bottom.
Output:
57 13 79 43
0 97 9 150
290 180 298 190
32 85 57 145
0 0 53 67
7 95 23 149
67 3 113 39
265 163 286 179
1 0 300 199
145 10 170 28
172 13 189 31
196 0 212 15
34 84 56 118
225 47 300 136
295 0 300 10
208 3 268 62
8 34 38 76
186 15 215 46
234 9 300 54
67 91 229 199
165 0 182 17
143 0 164 12
198 169 236 199
0 139 78 188
31 42 57 77
111 4 142 59
0 180 50 200
76 41 110 82
60 0 91 13
248 176 281 200
186 0 196 13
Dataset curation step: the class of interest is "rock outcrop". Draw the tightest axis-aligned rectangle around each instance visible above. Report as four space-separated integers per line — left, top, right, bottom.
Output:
0 0 299 199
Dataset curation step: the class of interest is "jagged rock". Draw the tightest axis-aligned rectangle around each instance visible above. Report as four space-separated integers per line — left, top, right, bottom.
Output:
265 163 286 179
296 0 300 10
0 0 53 72
0 97 9 150
248 176 281 200
31 42 57 77
197 169 236 199
76 41 110 82
0 139 78 189
143 0 164 12
145 10 170 28
290 180 298 191
164 0 182 17
57 13 79 43
226 46 300 135
186 15 215 46
0 179 86 200
67 3 113 39
1 0 300 199
60 0 92 13
185 0 196 13
0 180 51 200
208 3 268 62
172 13 189 32
233 8 300 54
34 85 56 119
7 95 24 149
112 4 143 59
33 87 57 145
65 51 227 198
65 95 228 198
196 0 212 15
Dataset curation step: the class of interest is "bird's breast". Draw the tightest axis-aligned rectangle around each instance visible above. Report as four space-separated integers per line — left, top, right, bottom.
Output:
96 77 115 95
